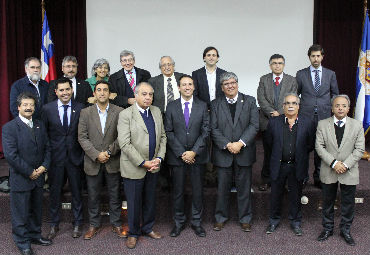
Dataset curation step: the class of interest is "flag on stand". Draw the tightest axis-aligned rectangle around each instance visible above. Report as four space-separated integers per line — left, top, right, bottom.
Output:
355 11 370 136
41 11 56 82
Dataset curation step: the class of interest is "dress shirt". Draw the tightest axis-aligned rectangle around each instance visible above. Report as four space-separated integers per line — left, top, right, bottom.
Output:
58 99 72 126
282 117 298 162
163 74 180 111
205 66 217 101
331 116 348 169
310 65 323 88
124 68 137 87
68 76 77 99
27 76 40 96
224 93 246 147
272 73 284 84
135 102 149 117
19 114 33 128
181 96 193 116
96 103 109 134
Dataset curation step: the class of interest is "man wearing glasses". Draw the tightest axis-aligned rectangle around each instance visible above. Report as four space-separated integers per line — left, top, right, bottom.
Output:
257 54 297 192
265 93 314 236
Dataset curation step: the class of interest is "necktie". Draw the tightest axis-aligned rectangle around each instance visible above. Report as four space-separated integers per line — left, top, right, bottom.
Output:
314 70 321 93
184 102 190 128
337 120 343 127
128 71 136 92
275 77 280 86
63 105 69 132
228 98 234 104
27 120 33 128
167 78 174 103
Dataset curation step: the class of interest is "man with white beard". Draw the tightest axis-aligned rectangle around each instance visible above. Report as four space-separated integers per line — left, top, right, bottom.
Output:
10 57 49 120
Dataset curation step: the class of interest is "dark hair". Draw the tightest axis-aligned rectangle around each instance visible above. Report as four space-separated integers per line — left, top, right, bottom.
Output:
55 77 73 90
203 46 219 58
178 74 193 86
16 92 37 106
94 80 110 92
307 44 324 56
269 54 285 64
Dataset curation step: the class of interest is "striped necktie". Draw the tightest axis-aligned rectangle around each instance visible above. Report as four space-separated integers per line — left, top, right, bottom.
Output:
313 70 321 93
128 71 136 92
167 78 174 103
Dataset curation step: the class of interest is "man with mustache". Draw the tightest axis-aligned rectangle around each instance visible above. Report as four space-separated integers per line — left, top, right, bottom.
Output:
10 57 49 120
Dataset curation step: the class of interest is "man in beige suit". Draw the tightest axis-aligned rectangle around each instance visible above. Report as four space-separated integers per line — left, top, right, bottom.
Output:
118 82 167 249
315 94 365 246
78 80 126 240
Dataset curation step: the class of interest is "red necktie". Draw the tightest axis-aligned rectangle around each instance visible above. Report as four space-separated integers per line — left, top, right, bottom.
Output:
275 77 280 86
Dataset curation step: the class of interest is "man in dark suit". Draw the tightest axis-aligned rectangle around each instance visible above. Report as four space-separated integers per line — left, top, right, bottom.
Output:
78 80 126 240
10 57 49 120
2 92 52 255
211 72 259 232
265 93 314 236
296 44 339 188
149 56 186 113
47 56 93 107
165 75 210 238
257 54 298 191
109 50 151 108
41 78 84 240
192 46 227 107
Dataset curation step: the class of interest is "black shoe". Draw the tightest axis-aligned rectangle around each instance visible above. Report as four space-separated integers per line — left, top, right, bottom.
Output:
291 226 302 236
317 230 333 241
18 248 34 255
340 231 355 246
31 237 52 246
170 225 185 237
191 225 206 237
266 224 278 234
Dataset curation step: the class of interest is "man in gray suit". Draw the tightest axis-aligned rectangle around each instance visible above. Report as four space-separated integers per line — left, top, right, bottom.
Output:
257 54 298 191
316 95 365 246
296 44 339 188
148 56 186 113
165 75 210 238
78 80 126 240
211 72 259 232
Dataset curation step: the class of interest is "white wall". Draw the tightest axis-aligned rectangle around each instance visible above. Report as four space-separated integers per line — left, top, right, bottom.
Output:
86 0 313 99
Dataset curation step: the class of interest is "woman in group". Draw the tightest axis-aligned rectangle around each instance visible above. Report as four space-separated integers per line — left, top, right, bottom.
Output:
86 58 110 91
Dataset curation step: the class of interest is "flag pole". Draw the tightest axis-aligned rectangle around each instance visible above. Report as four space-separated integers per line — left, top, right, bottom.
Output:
41 0 45 23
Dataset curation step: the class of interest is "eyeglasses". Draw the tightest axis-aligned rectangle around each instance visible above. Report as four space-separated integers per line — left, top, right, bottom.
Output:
121 58 134 64
223 81 237 87
283 101 298 106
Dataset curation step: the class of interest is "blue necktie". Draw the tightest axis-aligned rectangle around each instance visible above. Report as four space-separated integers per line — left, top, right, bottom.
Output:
314 70 321 93
337 120 343 127
184 102 190 128
63 105 69 132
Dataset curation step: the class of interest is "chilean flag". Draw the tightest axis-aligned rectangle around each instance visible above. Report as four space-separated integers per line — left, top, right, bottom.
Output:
41 12 56 82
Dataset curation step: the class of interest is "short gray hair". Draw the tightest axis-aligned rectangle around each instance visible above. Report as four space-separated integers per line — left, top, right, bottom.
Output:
220 72 238 85
331 94 350 106
283 93 300 104
158 56 175 69
91 58 110 77
120 50 135 61
24 57 41 67
134 82 154 95
62 56 78 66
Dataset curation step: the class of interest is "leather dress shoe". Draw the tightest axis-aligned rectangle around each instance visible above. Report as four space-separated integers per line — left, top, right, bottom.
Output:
258 183 270 191
170 225 185 237
72 225 82 238
146 231 162 239
31 237 52 246
83 226 100 240
47 225 59 240
191 225 206 237
213 222 224 231
112 226 127 238
126 237 137 249
291 226 303 236
317 230 333 241
340 231 355 246
266 224 278 234
241 223 251 232
19 248 34 255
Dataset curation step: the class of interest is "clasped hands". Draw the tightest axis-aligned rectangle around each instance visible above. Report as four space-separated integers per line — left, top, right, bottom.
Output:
29 166 46 180
143 158 161 172
333 161 347 174
97 151 111 163
226 141 244 154
182 151 196 164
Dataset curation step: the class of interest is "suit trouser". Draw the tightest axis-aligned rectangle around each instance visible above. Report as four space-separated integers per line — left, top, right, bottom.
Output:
269 163 303 227
215 163 252 224
261 131 272 184
123 172 158 237
48 160 83 226
322 182 356 233
312 114 321 182
10 186 43 250
86 164 122 227
172 164 204 227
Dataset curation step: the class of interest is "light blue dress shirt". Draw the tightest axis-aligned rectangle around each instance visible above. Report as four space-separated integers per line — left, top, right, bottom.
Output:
58 99 72 126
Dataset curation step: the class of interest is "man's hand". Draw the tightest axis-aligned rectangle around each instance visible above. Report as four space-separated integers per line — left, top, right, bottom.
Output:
182 151 196 164
29 170 39 180
143 159 160 172
128 98 136 105
97 151 110 163
227 142 243 154
87 97 97 104
109 93 117 100
334 161 347 174
270 111 280 117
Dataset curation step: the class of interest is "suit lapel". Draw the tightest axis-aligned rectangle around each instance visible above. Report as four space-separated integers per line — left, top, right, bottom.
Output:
202 68 210 100
338 118 351 151
16 117 36 144
69 101 79 132
135 67 142 83
103 105 115 136
266 74 275 103
221 97 233 126
233 95 243 127
305 68 316 94
52 101 63 129
75 79 82 101
188 98 198 130
91 106 104 137
278 73 288 103
327 118 338 149
133 106 148 133
175 99 186 129
318 68 328 95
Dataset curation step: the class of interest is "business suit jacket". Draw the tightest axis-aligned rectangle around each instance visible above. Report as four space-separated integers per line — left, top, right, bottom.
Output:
47 78 93 107
210 93 259 167
266 115 315 181
315 117 365 185
148 72 186 113
2 117 51 192
41 100 84 167
10 76 49 119
78 104 123 175
165 97 210 166
257 73 298 131
296 67 339 120
109 67 151 108
192 67 227 106
117 105 167 179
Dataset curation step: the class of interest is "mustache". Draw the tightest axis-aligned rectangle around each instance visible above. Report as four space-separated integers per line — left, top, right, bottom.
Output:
24 109 33 112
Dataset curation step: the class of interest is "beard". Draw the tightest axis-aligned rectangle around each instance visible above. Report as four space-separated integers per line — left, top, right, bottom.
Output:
29 73 40 81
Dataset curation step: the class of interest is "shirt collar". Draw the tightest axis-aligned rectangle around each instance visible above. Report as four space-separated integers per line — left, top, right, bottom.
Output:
64 76 76 83
273 73 284 81
284 116 299 125
310 65 322 72
164 73 175 81
181 96 193 105
96 103 109 114
57 99 72 108
205 66 217 74
19 114 32 124
124 68 136 75
136 102 149 114
333 115 346 125
225 93 238 103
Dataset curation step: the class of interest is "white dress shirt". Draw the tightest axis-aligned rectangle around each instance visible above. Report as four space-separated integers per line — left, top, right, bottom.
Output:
181 96 193 116
205 66 217 101
310 65 323 88
125 68 137 87
96 103 109 134
272 73 284 84
163 74 180 111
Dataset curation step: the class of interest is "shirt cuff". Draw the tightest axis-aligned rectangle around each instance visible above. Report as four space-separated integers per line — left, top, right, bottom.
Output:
343 162 349 169
239 139 246 147
331 160 337 168
139 161 145 167
156 157 162 162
